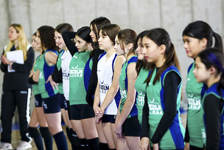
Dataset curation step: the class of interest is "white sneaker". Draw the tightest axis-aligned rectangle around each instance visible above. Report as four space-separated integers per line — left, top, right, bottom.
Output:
16 141 32 150
0 143 13 150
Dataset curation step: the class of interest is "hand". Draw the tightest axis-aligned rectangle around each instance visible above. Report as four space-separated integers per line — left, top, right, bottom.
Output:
113 121 123 138
153 143 159 150
139 137 150 150
46 75 58 90
94 106 104 124
184 142 189 150
1 56 10 65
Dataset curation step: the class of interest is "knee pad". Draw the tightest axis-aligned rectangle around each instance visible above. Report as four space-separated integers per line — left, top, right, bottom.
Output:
28 127 40 138
39 127 52 139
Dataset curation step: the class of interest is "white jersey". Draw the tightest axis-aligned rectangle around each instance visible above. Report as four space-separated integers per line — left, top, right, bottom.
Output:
97 52 119 115
61 50 72 101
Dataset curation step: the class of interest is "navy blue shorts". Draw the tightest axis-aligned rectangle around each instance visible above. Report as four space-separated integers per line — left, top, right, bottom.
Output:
69 104 95 120
59 94 68 110
34 94 43 107
42 93 61 114
122 116 141 136
102 114 116 123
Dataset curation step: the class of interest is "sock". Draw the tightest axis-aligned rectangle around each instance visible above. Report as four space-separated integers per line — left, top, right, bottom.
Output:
79 138 87 150
99 142 109 150
66 127 72 144
28 127 44 150
71 129 80 148
40 127 53 150
86 138 100 150
53 131 68 150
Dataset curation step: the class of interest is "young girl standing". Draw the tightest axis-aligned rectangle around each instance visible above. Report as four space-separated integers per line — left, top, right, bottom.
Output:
135 30 150 126
93 24 124 150
88 17 111 150
140 28 185 150
193 48 224 150
114 29 141 150
67 26 99 150
182 21 223 150
34 25 68 150
28 33 52 150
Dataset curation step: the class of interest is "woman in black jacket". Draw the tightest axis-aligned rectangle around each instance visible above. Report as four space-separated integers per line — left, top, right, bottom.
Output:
0 24 34 150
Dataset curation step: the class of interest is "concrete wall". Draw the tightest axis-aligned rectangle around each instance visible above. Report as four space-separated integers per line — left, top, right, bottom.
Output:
0 0 223 122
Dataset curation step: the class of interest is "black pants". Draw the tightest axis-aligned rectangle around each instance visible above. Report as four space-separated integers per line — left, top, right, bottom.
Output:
1 89 32 143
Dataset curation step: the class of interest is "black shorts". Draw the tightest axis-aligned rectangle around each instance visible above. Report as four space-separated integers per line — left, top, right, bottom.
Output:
59 94 67 109
122 116 141 136
42 93 61 114
34 94 43 107
69 104 95 120
102 114 116 123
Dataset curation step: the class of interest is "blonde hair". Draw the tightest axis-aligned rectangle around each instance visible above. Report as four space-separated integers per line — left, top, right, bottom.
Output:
4 24 29 60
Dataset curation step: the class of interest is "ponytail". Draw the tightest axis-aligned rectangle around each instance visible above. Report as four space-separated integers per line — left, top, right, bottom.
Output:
212 31 224 52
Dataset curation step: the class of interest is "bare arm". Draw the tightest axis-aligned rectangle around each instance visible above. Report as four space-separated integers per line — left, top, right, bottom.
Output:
116 63 137 126
45 52 58 65
100 56 125 111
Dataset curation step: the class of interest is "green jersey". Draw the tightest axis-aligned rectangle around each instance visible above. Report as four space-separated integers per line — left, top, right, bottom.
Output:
33 55 41 95
69 51 92 105
146 65 185 149
135 68 149 125
56 49 64 94
186 62 205 148
38 50 59 98
119 55 138 118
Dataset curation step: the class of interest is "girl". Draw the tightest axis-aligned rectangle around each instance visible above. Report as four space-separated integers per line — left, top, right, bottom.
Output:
135 30 150 126
182 20 223 150
93 24 124 150
28 32 53 150
51 23 76 149
114 29 141 150
193 48 224 150
0 24 34 150
33 25 68 150
88 16 111 150
66 26 99 150
140 28 185 150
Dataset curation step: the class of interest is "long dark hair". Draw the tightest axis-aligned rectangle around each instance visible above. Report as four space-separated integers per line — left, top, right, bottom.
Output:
55 23 73 34
135 30 150 75
144 28 180 85
37 25 58 52
76 26 92 43
100 24 121 45
197 48 224 92
90 17 111 58
117 29 137 56
182 20 223 51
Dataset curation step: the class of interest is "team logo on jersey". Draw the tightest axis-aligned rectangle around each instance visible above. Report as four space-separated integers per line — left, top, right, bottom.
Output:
187 93 201 110
62 69 69 80
148 98 163 115
70 65 83 77
99 81 109 93
120 89 127 99
39 71 44 79
137 91 145 106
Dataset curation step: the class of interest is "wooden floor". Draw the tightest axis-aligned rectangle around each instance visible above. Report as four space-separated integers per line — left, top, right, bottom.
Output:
3 113 187 150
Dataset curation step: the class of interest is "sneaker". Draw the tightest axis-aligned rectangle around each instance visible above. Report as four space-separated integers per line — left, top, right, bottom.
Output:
0 143 13 150
16 141 32 150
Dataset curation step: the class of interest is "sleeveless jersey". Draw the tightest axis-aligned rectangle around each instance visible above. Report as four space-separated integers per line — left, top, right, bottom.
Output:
56 49 64 94
69 51 92 105
119 55 138 118
97 52 121 115
33 55 41 95
202 83 224 149
186 62 205 148
38 49 59 98
61 50 72 101
146 65 185 149
135 68 149 125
